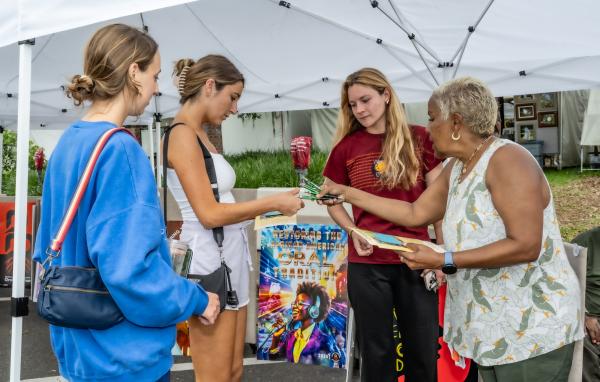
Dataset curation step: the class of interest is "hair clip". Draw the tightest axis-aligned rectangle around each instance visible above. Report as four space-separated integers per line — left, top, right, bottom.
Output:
178 66 190 96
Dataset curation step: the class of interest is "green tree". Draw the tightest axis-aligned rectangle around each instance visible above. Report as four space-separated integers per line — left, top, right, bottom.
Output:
2 130 44 196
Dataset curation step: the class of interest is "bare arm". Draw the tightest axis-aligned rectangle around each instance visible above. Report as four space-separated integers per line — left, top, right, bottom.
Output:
453 144 547 267
323 178 373 257
166 126 302 228
327 204 356 234
425 163 445 244
321 162 451 228
400 144 549 270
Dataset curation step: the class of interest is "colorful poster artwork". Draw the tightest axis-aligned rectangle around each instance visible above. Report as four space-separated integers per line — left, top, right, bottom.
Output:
256 224 348 369
0 201 36 285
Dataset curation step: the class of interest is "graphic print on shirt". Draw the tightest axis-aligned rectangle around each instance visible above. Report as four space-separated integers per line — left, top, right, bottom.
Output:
347 152 384 190
372 158 386 179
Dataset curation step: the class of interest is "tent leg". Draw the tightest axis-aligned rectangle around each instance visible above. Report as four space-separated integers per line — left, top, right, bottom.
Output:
345 307 356 382
154 115 162 190
580 146 583 173
10 39 34 382
147 120 156 179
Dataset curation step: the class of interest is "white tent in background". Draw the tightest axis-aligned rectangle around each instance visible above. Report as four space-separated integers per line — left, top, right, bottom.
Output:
580 89 600 171
3 1 600 381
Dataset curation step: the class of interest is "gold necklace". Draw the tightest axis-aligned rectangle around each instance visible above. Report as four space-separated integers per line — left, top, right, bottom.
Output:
460 135 494 177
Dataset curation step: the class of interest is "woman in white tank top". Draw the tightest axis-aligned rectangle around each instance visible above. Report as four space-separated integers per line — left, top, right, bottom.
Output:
318 77 582 382
165 55 303 382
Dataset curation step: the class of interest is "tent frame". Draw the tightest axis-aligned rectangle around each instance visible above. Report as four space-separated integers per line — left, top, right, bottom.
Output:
580 145 600 172
10 38 34 382
6 1 600 380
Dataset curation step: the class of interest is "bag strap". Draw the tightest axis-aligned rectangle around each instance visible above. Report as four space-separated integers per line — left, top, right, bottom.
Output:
162 123 180 227
162 123 224 250
164 124 234 298
196 137 225 251
44 128 132 262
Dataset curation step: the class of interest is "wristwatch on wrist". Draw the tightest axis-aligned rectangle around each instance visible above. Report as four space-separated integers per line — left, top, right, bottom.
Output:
441 251 457 275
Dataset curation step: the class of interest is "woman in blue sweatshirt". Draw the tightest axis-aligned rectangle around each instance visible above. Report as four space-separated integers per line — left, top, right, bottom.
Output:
33 23 220 382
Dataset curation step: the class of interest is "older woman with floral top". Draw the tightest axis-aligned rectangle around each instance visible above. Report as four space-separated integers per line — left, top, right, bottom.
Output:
319 77 583 382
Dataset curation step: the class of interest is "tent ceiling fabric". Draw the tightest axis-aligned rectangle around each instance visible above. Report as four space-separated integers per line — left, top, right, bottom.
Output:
0 0 197 48
1 0 600 128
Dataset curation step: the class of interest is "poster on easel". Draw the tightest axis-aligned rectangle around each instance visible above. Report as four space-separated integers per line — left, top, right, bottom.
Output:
256 224 348 369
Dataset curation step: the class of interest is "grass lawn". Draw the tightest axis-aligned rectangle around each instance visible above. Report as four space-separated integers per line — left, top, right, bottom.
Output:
545 167 600 186
227 151 600 241
546 168 600 241
226 150 327 189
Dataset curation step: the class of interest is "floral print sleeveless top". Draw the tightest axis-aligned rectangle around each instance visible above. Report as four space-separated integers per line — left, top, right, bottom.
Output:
442 138 583 366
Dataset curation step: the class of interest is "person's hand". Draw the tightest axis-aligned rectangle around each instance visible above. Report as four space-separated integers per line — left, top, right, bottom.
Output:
199 292 220 325
316 181 346 206
397 243 444 270
585 315 600 344
272 315 287 338
273 189 304 216
421 269 446 287
352 232 373 256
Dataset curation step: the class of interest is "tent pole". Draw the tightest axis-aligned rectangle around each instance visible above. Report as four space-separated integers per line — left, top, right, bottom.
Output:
558 94 563 170
153 91 162 191
372 3 441 63
449 0 495 63
154 112 162 190
268 0 431 65
383 45 437 88
385 0 441 63
10 38 35 382
345 307 356 382
451 0 494 79
147 120 156 179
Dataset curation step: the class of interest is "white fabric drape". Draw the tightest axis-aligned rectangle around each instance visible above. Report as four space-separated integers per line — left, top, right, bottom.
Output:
581 89 600 146
560 90 590 166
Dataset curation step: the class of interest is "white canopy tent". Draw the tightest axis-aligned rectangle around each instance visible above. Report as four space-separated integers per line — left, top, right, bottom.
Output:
3 1 600 380
3 0 600 124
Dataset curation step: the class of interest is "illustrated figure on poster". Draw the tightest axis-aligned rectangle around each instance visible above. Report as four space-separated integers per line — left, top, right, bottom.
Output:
333 263 347 303
265 282 283 312
268 281 344 367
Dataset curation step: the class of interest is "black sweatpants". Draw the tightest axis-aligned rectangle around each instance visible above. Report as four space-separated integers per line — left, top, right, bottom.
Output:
348 262 438 382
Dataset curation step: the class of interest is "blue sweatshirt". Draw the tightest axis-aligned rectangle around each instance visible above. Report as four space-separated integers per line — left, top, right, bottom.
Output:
33 120 208 382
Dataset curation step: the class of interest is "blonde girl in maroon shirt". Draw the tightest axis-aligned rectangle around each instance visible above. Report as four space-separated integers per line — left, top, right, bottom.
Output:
322 67 443 381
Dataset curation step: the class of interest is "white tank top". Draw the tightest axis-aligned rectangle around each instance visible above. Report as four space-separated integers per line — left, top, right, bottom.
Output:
166 152 236 221
442 138 583 366
166 152 252 275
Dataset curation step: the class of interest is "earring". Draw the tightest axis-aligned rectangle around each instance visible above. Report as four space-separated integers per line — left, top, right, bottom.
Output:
451 130 461 141
385 99 389 105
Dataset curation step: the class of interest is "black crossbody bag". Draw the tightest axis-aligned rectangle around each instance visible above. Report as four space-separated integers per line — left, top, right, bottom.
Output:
163 123 238 311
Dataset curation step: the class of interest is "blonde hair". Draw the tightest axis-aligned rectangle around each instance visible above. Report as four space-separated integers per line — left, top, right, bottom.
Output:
66 23 158 106
173 55 244 105
430 77 497 137
334 68 420 190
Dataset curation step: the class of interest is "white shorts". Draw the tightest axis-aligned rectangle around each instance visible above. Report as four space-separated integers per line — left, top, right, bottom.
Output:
180 220 253 310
